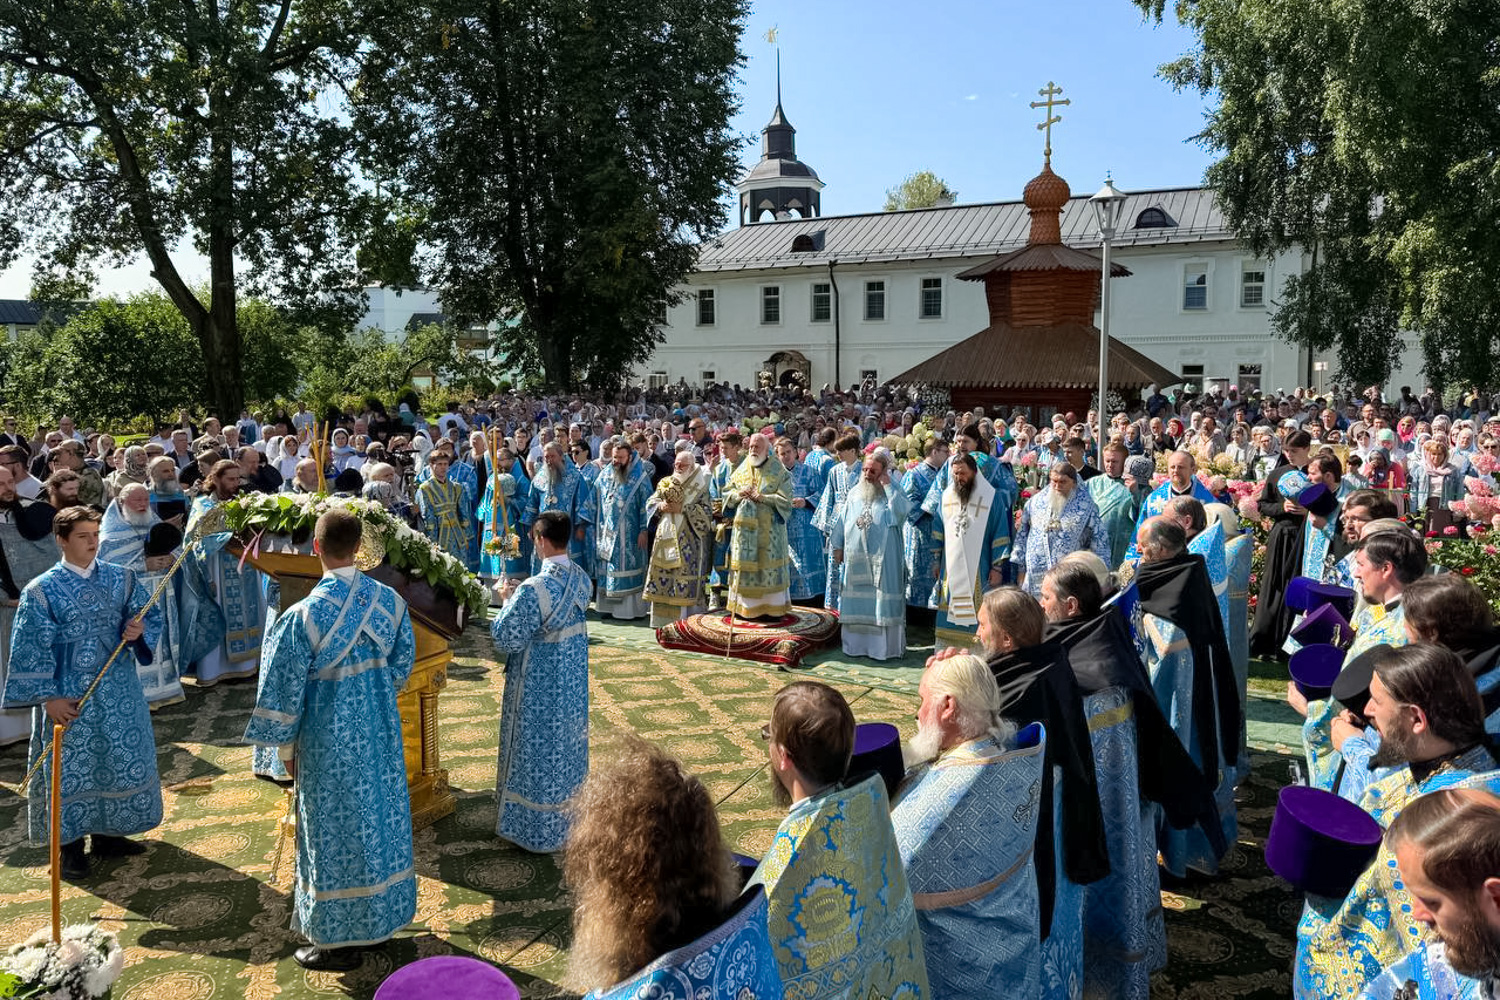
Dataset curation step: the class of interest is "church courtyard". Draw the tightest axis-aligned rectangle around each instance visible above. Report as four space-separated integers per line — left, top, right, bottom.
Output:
0 613 1304 1000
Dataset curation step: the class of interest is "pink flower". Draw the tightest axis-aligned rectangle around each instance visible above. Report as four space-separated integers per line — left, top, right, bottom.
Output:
1443 525 1460 536
1484 544 1499 557
1237 497 1260 521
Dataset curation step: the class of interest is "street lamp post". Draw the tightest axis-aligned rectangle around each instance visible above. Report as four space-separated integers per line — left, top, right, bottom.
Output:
1090 176 1127 459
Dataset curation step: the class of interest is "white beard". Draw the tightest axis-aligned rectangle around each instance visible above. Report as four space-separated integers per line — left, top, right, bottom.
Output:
123 507 153 528
751 453 768 467
1048 487 1068 521
902 721 945 769
854 478 881 506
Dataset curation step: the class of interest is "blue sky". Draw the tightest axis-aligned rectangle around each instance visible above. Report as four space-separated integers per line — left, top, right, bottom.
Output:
0 1 1213 299
730 0 1214 214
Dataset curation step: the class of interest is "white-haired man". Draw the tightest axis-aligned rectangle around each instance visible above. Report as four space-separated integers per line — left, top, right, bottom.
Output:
721 433 793 619
1011 462 1110 598
521 440 597 578
644 450 713 625
892 653 1044 998
831 448 908 660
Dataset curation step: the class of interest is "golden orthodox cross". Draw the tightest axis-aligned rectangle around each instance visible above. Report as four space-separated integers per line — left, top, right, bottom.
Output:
1030 82 1070 165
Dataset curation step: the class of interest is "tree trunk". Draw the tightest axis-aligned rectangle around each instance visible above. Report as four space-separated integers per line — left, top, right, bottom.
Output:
202 88 244 419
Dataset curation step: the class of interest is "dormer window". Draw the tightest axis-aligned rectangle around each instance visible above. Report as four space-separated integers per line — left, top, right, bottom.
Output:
1133 207 1177 229
791 234 817 253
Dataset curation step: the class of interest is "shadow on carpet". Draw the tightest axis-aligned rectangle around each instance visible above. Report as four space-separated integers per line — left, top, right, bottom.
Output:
0 616 1299 999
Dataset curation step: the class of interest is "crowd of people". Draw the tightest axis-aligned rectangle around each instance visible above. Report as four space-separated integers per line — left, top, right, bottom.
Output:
1 376 1500 997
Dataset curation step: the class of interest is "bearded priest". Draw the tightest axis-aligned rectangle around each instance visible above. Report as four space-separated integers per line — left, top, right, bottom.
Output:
831 448 909 660
721 433 794 620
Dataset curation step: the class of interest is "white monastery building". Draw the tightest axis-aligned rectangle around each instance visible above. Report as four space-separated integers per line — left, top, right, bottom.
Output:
644 94 1424 400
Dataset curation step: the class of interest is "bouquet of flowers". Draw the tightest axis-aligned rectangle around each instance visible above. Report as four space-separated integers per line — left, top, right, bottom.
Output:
220 492 489 616
0 925 124 1000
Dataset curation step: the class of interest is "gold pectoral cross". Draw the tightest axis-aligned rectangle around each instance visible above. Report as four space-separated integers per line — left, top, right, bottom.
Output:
1030 81 1070 165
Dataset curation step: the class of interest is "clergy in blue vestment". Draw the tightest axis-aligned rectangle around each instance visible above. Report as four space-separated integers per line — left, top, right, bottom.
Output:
921 424 1018 525
1011 464 1110 598
99 486 184 709
2 505 163 880
491 510 591 853
561 735 782 1000
1132 517 1240 878
1356 787 1500 1000
182 460 264 685
831 450 909 661
477 466 526 582
1181 513 1231 630
593 439 653 620
803 427 838 494
752 681 929 1000
1087 444 1139 568
244 509 416 970
811 434 863 612
1122 450 1216 562
1298 529 1425 802
978 588 1109 998
903 440 947 608
779 438 826 602
892 653 1045 1000
931 454 1011 651
521 443 597 579
1295 646 1498 1000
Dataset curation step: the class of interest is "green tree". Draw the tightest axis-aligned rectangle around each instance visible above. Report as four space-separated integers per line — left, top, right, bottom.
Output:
0 0 387 418
355 0 748 390
1134 0 1500 389
5 294 205 426
883 171 957 212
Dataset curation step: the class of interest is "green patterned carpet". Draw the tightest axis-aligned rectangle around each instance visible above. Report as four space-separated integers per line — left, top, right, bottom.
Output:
0 615 1299 999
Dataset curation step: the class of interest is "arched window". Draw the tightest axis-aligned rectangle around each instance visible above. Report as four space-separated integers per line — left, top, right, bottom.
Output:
1133 207 1176 229
791 234 817 252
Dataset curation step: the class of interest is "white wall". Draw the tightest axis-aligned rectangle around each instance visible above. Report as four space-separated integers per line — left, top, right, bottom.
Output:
645 239 1333 396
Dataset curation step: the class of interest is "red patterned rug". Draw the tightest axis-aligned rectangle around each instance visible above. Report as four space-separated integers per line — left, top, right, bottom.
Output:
656 608 840 668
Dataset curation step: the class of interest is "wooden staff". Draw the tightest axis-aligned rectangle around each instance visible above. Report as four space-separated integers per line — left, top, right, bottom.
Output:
488 428 500 541
314 421 326 493
49 722 62 943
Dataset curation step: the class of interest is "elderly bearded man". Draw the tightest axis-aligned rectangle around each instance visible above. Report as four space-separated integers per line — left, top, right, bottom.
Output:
1011 463 1110 598
931 454 1011 651
594 438 653 620
891 653 1046 999
831 448 909 660
645 450 713 625
99 484 184 708
721 433 794 620
522 441 597 578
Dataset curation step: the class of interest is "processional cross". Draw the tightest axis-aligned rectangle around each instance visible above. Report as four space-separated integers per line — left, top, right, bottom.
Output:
1030 81 1070 165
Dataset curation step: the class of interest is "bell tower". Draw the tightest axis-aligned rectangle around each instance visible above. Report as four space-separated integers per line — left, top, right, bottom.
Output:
735 57 823 225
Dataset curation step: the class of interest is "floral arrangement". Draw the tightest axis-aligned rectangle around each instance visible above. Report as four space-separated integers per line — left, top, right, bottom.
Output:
0 925 124 999
483 532 521 559
1452 475 1500 524
219 492 489 616
1423 526 1500 615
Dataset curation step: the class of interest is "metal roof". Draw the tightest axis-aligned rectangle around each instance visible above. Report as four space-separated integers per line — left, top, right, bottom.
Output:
0 300 43 325
695 186 1227 273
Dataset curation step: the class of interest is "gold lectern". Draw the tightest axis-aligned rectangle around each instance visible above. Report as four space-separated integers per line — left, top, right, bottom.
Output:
233 546 460 830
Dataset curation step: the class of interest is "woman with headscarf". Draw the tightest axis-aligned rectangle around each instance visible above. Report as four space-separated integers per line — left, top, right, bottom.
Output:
1224 423 1253 472
106 445 150 499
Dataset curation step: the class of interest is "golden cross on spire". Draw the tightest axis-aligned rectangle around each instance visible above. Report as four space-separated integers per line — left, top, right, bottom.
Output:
1029 81 1071 165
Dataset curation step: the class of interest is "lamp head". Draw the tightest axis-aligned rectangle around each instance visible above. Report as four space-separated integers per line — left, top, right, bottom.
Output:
1089 174 1127 236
